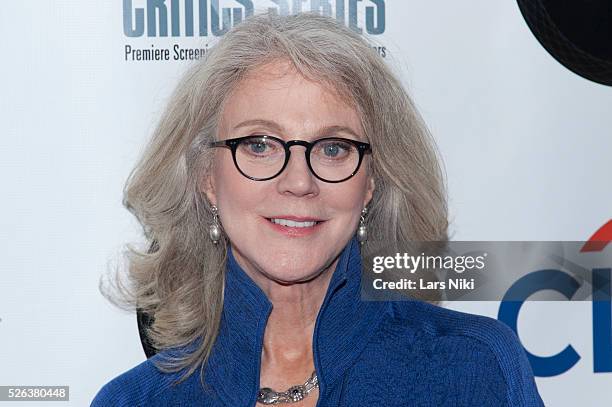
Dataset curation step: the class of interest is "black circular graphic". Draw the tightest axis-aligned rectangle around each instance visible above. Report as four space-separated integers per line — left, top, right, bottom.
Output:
517 0 612 86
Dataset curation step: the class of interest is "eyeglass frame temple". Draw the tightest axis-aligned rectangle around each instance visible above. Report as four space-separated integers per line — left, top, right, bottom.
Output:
207 135 372 183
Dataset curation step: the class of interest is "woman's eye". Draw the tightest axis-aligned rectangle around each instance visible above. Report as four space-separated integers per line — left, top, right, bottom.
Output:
323 144 341 157
248 141 267 153
318 141 351 158
239 137 279 156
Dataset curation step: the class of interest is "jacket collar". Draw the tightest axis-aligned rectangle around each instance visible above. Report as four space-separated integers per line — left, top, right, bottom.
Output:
205 236 390 406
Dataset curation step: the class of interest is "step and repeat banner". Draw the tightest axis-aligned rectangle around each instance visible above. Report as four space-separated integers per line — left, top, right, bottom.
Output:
1 1 610 406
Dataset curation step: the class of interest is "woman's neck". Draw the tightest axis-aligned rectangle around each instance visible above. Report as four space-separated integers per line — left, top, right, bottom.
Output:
257 258 338 388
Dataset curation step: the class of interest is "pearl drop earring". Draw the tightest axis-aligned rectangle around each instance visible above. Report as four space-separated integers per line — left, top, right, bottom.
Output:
209 205 221 244
356 206 368 245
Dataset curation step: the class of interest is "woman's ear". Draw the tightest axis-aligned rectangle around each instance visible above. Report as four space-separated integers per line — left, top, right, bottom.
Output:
364 176 375 207
200 174 217 207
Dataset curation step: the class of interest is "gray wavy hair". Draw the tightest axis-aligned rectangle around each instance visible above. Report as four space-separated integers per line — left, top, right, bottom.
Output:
101 11 448 386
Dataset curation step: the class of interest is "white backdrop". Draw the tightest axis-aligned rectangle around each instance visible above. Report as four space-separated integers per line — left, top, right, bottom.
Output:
1 1 611 406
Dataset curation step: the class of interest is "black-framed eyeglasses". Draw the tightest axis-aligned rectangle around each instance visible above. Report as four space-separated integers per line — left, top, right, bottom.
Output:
208 135 372 183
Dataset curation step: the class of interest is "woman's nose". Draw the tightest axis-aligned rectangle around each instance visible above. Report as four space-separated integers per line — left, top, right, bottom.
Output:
275 147 319 197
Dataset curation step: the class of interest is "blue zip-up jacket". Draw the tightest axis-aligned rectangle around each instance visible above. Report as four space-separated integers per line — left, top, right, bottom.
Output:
92 236 545 406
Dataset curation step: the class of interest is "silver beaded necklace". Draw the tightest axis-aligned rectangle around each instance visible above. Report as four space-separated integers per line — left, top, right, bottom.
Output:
257 370 318 405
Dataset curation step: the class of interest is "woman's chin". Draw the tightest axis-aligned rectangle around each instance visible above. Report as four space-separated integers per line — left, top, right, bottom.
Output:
260 263 326 285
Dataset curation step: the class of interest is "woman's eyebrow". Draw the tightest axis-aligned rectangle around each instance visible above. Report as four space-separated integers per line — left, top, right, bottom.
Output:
233 119 284 133
233 119 362 139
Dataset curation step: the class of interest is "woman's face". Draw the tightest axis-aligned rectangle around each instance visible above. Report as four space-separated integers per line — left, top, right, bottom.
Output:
203 60 375 284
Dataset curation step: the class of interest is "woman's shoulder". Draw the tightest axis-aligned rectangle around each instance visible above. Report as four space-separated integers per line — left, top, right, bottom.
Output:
90 354 181 407
389 299 522 352
384 299 544 406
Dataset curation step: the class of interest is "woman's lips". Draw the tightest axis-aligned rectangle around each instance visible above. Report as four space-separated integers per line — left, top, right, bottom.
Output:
263 217 326 237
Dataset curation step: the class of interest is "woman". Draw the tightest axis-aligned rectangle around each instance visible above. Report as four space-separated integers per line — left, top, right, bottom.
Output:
92 11 544 407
